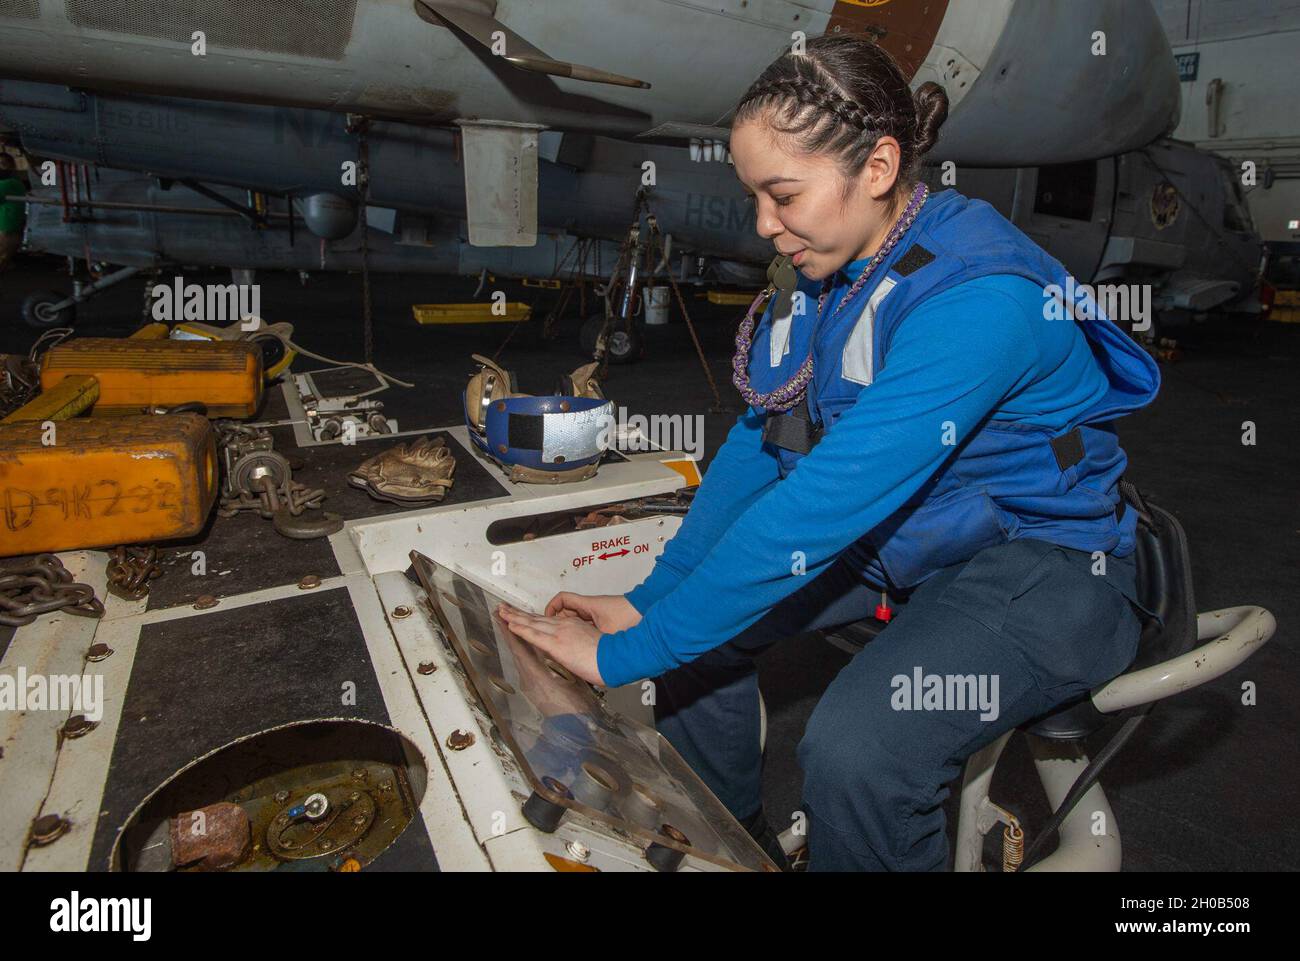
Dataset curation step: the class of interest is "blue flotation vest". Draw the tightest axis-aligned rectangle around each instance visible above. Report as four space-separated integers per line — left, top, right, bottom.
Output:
746 189 1161 591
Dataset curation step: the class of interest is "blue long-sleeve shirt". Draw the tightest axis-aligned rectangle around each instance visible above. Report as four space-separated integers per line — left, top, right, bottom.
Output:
623 403 779 614
599 270 1113 687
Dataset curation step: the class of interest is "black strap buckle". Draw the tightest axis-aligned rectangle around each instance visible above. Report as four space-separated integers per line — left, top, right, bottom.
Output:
761 396 824 455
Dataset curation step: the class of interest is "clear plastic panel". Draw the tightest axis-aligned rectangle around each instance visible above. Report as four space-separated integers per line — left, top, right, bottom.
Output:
411 551 776 872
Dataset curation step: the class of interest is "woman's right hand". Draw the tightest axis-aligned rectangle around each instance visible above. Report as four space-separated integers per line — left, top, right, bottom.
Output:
544 592 642 634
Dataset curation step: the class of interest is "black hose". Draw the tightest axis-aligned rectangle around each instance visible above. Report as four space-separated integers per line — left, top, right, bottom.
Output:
1016 705 1153 871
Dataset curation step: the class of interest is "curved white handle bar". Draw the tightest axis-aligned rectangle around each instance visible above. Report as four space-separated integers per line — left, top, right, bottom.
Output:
1092 606 1276 714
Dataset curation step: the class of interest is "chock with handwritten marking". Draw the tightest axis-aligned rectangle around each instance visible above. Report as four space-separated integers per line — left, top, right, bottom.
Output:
0 414 217 556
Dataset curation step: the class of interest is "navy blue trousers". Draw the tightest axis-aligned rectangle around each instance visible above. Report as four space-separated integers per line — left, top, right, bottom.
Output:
652 538 1143 871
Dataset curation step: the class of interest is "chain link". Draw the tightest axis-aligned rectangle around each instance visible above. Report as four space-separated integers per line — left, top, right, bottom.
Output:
218 471 328 520
0 554 105 627
105 546 163 601
1 327 75 419
214 422 328 521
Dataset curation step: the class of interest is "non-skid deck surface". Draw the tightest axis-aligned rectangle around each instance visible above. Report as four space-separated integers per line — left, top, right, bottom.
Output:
143 426 509 611
89 588 438 871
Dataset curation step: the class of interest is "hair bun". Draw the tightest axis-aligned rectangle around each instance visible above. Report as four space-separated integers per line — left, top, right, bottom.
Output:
912 81 949 157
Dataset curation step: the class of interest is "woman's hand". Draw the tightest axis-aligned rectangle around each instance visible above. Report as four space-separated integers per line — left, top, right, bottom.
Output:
496 603 606 686
544 592 642 634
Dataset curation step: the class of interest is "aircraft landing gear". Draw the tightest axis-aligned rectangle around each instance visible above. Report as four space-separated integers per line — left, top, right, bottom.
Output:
18 265 142 330
21 289 76 330
580 312 641 364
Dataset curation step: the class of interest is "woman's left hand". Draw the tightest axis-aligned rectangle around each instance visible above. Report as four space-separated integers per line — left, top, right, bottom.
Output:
495 603 606 687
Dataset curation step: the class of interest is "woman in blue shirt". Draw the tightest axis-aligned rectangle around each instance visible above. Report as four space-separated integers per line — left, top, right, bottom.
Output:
498 35 1159 871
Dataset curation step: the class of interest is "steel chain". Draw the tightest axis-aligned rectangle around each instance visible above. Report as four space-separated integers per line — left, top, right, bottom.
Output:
105 546 163 601
0 554 105 627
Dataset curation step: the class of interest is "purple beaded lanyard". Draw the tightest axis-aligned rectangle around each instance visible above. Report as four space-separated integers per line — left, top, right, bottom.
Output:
732 181 929 412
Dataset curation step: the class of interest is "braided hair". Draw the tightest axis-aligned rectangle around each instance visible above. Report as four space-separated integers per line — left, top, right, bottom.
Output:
734 35 948 202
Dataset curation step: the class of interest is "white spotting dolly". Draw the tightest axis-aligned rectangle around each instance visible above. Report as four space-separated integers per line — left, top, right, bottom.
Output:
0 411 1275 873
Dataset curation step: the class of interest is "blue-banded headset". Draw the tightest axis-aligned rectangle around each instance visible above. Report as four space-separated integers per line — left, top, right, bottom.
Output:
463 354 614 484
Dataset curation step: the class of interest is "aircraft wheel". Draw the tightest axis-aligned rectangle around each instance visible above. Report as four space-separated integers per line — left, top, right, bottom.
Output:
580 314 641 364
605 324 642 364
22 290 75 330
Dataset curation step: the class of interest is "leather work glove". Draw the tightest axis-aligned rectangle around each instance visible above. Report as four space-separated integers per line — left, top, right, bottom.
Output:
348 435 457 504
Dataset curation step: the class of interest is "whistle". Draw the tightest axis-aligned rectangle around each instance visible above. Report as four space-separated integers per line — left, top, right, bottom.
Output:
766 254 798 294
